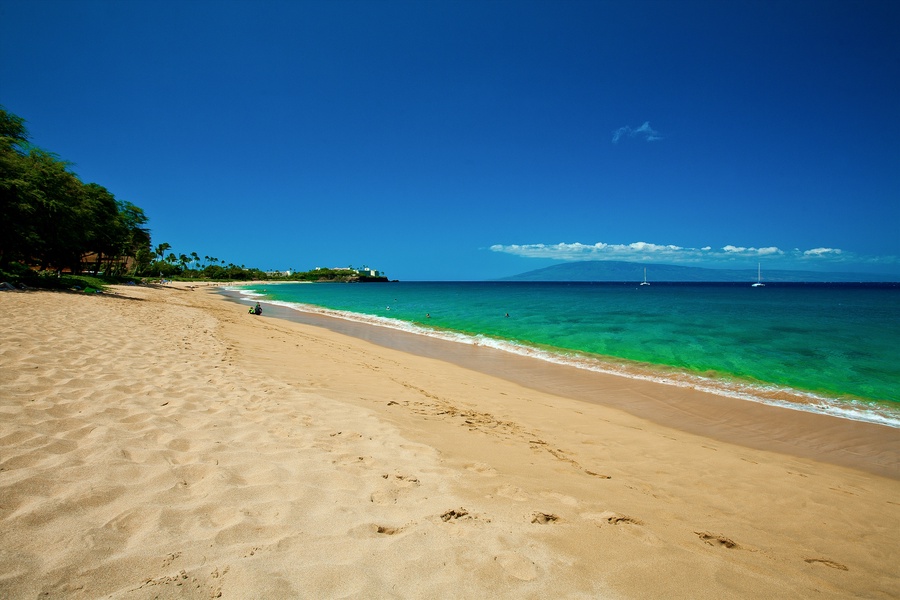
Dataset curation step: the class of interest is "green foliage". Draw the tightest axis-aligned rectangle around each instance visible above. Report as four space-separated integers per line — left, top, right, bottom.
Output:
0 262 139 292
0 262 36 284
0 108 27 143
0 106 153 274
292 268 354 281
147 260 181 277
264 267 387 283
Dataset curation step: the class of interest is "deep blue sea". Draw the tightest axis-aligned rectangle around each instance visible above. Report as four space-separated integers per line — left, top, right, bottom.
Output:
232 282 900 428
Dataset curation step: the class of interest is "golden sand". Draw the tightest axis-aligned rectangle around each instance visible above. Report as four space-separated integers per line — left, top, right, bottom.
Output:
1 282 897 598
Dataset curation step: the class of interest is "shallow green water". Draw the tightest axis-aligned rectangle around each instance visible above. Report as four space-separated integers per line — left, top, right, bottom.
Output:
236 281 900 426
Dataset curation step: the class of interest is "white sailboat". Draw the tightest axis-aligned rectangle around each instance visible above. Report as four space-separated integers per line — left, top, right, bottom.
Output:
751 263 765 287
640 267 650 286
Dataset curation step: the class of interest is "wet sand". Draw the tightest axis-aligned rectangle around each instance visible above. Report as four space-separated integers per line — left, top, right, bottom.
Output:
244 293 899 479
1 282 898 598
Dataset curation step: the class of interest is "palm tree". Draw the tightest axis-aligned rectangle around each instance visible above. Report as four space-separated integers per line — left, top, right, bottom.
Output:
154 242 171 262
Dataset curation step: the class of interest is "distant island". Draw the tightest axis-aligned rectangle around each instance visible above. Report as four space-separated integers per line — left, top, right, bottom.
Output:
276 267 390 283
498 261 900 283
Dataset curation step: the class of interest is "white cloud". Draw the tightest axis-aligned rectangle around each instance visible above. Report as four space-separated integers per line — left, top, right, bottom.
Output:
724 245 782 255
489 241 864 265
612 121 663 143
804 247 842 256
633 121 663 141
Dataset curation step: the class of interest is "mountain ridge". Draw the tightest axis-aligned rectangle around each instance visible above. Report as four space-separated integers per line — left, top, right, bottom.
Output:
497 261 900 283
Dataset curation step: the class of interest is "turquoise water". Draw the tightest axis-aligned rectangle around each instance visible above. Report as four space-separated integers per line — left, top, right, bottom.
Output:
234 282 900 427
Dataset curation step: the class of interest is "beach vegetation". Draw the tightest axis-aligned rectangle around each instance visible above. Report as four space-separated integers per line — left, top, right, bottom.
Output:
0 261 140 292
0 106 152 280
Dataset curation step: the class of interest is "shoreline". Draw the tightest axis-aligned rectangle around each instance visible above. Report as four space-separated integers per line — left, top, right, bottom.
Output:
2 282 898 598
223 287 899 479
225 283 900 427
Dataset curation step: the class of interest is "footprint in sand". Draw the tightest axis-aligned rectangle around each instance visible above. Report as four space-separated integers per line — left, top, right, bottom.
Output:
584 511 643 526
531 512 560 524
496 485 529 502
804 557 848 571
540 491 578 506
370 474 421 505
495 551 537 581
584 511 662 546
464 462 498 477
346 523 405 538
695 531 740 549
440 508 471 522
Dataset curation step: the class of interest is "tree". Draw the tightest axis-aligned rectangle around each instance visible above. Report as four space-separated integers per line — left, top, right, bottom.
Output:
188 251 200 276
0 106 155 277
22 148 85 271
154 242 171 262
81 182 122 273
118 200 151 275
0 107 28 144
0 106 34 268
132 245 153 276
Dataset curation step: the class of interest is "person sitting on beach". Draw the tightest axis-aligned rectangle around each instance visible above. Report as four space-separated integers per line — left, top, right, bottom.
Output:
253 302 262 315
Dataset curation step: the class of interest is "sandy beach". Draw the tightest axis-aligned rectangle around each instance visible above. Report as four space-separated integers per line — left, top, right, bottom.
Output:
1 283 898 599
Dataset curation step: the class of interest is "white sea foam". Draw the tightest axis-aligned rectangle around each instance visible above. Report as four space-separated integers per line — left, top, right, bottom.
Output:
241 291 900 429
226 286 267 299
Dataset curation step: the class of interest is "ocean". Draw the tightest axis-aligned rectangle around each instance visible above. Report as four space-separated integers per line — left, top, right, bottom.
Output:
230 281 900 428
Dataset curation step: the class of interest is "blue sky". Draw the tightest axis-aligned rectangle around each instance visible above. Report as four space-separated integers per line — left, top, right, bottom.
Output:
2 0 898 280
